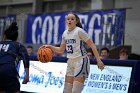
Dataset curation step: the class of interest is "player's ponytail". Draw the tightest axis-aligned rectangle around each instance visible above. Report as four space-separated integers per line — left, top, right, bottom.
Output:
73 13 83 29
4 21 18 41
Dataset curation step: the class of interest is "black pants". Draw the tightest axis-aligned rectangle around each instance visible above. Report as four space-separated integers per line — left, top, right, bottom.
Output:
0 64 20 93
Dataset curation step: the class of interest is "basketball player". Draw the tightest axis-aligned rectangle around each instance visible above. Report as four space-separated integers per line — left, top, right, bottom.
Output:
0 22 29 93
43 13 104 93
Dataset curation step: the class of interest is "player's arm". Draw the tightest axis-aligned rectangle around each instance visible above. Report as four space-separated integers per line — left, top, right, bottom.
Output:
85 39 104 70
45 43 66 54
79 29 104 70
43 33 66 54
19 44 30 84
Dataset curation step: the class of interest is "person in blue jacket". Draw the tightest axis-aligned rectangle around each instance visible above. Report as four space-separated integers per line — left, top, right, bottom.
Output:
0 22 30 93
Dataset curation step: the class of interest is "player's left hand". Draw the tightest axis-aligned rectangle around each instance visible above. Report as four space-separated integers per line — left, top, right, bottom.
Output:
97 60 105 71
22 74 29 84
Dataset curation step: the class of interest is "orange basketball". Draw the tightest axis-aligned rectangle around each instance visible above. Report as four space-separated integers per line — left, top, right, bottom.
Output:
37 46 53 63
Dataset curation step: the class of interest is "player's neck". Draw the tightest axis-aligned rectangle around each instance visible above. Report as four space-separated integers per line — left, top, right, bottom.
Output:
68 26 76 31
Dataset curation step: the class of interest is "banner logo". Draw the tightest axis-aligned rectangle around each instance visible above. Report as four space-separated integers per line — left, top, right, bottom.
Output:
26 9 126 47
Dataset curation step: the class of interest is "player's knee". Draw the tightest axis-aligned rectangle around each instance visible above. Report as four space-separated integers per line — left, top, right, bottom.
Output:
63 82 73 93
72 81 83 93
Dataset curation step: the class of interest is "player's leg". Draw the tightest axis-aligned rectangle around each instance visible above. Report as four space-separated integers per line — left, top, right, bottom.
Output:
0 64 20 93
0 65 10 93
72 76 85 93
63 76 74 93
72 56 90 93
5 76 20 93
0 79 6 93
5 65 20 93
63 59 74 93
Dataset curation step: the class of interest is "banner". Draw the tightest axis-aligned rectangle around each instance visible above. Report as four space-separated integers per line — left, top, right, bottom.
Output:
19 61 132 93
26 9 126 47
82 65 132 93
19 61 67 93
0 15 16 36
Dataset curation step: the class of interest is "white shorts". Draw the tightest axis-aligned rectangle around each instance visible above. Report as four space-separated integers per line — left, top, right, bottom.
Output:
66 56 90 78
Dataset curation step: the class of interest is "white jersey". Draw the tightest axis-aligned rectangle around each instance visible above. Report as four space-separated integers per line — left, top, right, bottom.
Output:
61 27 90 58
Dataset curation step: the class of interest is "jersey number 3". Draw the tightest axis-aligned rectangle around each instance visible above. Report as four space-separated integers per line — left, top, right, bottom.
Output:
67 45 73 53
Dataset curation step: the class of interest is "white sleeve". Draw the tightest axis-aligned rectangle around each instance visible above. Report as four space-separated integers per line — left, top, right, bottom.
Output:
78 29 90 42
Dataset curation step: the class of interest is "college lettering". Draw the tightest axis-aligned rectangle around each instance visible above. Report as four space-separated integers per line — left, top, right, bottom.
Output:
66 39 76 44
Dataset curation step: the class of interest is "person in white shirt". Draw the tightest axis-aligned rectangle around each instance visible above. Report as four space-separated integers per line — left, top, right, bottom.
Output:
43 13 104 93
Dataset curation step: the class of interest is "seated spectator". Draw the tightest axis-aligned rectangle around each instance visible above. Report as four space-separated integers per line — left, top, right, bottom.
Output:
26 45 37 60
87 48 94 59
100 47 110 59
119 48 129 60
